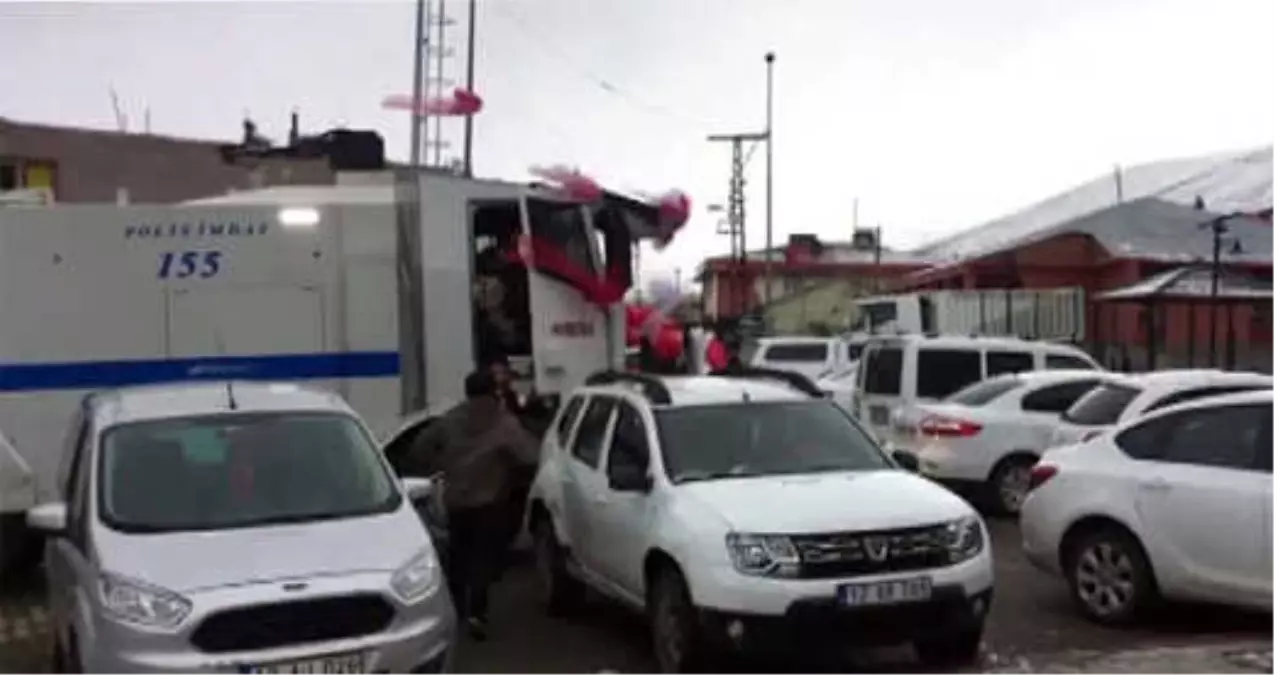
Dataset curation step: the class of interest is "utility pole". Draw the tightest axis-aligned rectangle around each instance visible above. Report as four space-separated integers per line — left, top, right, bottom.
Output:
763 52 776 307
708 132 767 320
461 0 477 176
1199 211 1246 367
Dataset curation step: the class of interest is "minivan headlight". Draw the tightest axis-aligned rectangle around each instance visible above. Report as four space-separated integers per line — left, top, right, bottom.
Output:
940 516 985 563
390 547 441 604
99 573 192 630
725 533 800 577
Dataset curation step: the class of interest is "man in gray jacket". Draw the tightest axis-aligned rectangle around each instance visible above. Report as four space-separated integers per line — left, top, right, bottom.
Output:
404 369 540 640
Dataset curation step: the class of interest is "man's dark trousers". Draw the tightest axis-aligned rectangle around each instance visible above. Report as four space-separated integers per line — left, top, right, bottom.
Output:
445 503 504 621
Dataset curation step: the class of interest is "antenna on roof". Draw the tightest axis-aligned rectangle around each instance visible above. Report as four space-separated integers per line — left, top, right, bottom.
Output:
225 381 239 411
109 86 128 132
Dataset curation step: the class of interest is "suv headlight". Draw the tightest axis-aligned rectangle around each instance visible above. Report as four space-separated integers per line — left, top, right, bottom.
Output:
390 546 441 604
940 516 985 563
725 533 800 577
99 573 192 630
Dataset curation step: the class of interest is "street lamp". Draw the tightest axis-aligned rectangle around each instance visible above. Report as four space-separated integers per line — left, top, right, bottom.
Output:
763 52 775 308
1198 211 1247 367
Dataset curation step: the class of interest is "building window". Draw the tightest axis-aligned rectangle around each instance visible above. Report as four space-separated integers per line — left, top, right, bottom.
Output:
0 163 17 190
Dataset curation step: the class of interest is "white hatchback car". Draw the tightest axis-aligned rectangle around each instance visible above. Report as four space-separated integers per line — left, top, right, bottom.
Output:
1048 369 1274 449
899 370 1122 514
1021 389 1272 625
27 382 453 674
525 368 993 672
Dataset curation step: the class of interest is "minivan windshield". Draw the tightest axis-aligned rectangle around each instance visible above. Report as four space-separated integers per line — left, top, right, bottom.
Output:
655 401 892 483
1062 383 1141 426
98 412 401 533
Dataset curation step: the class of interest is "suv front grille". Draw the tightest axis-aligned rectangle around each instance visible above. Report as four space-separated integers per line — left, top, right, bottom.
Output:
190 594 395 653
791 524 951 579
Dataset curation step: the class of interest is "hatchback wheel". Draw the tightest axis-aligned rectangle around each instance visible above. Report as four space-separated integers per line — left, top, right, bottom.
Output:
649 567 710 673
533 518 581 616
1065 527 1155 625
989 456 1035 515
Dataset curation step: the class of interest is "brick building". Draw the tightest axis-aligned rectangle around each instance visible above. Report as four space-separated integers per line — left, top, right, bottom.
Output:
899 147 1273 370
0 116 385 204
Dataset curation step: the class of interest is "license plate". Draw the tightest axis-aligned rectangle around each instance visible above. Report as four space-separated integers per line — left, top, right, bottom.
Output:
838 577 932 607
242 653 365 674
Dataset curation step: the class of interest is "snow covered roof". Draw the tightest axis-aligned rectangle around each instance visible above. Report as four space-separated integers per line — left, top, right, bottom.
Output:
917 147 1272 262
1096 265 1273 301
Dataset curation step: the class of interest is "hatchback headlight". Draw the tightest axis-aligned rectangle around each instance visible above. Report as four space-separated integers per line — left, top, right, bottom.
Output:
390 547 441 604
940 516 985 563
99 573 192 630
725 533 800 577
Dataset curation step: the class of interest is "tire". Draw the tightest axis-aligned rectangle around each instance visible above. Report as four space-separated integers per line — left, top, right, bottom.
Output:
988 455 1037 516
51 631 81 674
648 566 712 673
1063 526 1156 626
532 517 581 616
914 626 983 668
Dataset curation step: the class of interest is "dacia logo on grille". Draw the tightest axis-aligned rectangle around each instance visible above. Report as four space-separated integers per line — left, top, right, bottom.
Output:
862 536 890 562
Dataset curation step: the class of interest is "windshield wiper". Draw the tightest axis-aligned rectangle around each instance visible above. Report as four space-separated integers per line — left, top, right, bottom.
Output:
676 467 764 483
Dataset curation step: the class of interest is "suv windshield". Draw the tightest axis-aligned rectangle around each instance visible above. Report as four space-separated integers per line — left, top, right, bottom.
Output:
655 401 892 483
947 376 1023 406
1062 383 1141 425
98 412 400 533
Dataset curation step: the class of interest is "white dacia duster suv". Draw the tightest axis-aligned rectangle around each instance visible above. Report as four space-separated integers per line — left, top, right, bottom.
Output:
525 368 994 672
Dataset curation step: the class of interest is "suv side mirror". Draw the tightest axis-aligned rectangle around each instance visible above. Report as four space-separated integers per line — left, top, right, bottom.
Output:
401 476 436 503
609 462 653 492
27 502 68 535
892 449 920 473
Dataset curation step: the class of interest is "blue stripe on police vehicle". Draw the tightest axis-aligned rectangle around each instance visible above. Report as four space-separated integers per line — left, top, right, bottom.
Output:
0 219 400 392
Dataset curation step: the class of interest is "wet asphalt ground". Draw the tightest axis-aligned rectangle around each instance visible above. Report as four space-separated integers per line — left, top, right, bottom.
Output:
4 518 1265 673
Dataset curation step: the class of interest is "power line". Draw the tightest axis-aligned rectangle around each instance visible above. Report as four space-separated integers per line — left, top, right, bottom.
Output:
488 3 717 137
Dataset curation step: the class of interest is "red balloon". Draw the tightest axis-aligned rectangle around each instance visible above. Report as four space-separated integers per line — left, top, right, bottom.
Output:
653 325 683 361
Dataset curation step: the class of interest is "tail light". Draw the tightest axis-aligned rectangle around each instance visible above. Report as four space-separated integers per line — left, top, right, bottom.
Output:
918 415 982 438
1028 464 1058 492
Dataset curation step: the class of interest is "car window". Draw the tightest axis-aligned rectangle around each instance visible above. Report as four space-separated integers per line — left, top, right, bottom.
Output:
606 402 651 482
655 401 890 483
986 351 1034 376
1143 385 1270 414
946 376 1023 406
916 349 982 399
1046 354 1095 370
1021 380 1100 414
570 397 616 469
762 343 829 362
555 395 586 445
98 412 400 533
1155 404 1267 471
1063 383 1141 425
1113 414 1178 461
862 346 903 395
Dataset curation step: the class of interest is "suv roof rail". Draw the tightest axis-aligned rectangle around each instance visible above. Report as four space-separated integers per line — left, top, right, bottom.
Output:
712 365 825 398
584 370 673 405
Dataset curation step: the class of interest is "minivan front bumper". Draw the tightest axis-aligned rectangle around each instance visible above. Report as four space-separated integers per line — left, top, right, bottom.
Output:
80 571 456 674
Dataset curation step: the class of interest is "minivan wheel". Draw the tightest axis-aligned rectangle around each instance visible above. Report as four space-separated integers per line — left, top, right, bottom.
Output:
648 567 710 673
1064 526 1155 625
533 519 581 616
989 456 1036 515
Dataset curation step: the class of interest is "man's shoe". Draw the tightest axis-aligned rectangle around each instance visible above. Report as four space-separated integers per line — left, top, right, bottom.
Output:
466 617 488 642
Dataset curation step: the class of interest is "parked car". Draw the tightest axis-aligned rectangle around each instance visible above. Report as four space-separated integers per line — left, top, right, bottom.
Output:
749 336 855 381
1048 369 1274 449
525 368 993 672
27 381 453 674
817 362 859 413
1021 389 1272 625
852 334 1100 441
898 370 1122 514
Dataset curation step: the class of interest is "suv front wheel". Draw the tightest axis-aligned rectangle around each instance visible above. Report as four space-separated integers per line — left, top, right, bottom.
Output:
648 566 712 673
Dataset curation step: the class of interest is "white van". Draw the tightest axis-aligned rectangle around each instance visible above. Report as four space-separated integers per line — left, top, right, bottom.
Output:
750 336 861 381
852 334 1100 441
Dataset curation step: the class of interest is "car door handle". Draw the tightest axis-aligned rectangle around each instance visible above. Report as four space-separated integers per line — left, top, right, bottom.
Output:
1138 477 1171 492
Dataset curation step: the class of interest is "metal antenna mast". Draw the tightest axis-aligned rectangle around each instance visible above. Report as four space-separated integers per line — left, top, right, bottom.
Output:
708 132 767 318
410 0 458 169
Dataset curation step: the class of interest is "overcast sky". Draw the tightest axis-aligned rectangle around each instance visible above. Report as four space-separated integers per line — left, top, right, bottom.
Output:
2 0 1271 283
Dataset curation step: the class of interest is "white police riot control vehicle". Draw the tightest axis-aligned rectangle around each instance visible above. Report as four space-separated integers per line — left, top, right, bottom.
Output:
0 174 675 574
525 368 993 672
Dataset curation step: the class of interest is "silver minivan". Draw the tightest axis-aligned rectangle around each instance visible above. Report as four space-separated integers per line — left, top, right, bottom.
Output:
26 381 454 673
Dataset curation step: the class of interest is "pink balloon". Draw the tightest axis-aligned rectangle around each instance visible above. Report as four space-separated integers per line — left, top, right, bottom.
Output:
382 88 484 116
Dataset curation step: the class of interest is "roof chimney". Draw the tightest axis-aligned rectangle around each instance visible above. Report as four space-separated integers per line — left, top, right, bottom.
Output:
289 110 300 146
